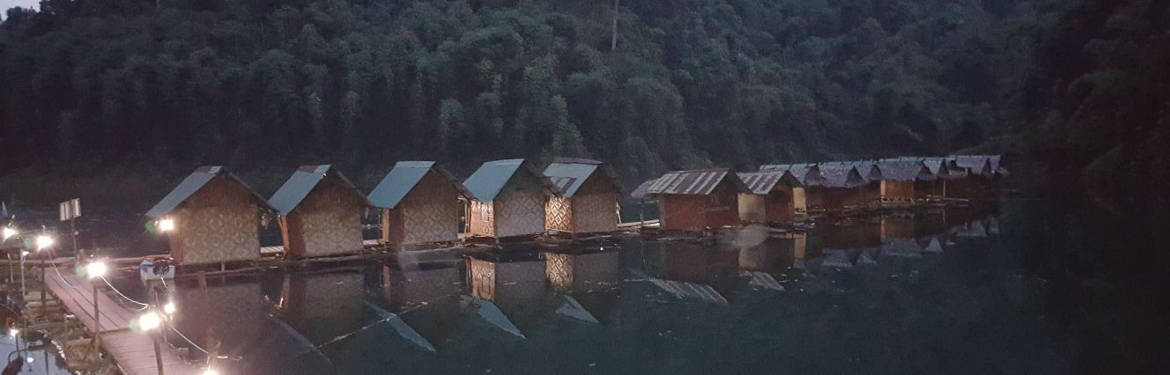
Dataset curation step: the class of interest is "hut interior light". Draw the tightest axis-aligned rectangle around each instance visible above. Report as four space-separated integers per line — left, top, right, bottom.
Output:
163 301 176 315
35 234 54 250
8 328 17 338
158 218 175 232
86 261 108 279
2 227 16 240
138 312 162 331
201 368 220 375
25 357 33 364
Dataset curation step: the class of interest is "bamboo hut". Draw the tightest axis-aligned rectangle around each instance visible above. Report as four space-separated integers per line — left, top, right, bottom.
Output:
368 161 470 249
760 163 822 214
542 158 624 234
823 161 883 209
646 169 748 232
947 155 1006 199
736 169 803 224
269 165 371 259
463 159 559 239
146 166 271 266
876 159 937 207
810 163 870 212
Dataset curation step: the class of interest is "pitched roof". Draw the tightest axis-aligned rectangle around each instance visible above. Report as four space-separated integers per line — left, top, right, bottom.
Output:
759 163 824 185
813 164 867 188
268 165 370 216
368 161 469 209
737 170 802 194
630 178 658 199
646 169 747 196
145 166 270 218
543 158 623 198
463 159 555 202
821 161 883 181
877 159 937 181
950 155 992 176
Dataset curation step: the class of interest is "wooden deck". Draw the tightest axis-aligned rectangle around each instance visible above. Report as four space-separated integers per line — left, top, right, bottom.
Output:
43 270 200 375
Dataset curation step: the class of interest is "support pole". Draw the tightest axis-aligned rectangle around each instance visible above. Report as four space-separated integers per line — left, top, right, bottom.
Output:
92 282 100 353
153 333 165 375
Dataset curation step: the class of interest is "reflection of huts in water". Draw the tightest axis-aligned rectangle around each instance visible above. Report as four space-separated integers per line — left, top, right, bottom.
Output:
880 215 923 256
268 165 370 259
736 169 802 224
646 169 748 231
737 238 798 272
381 265 464 310
760 163 820 215
279 272 367 341
818 219 882 250
955 218 990 238
466 256 548 302
543 251 620 292
175 281 265 359
463 159 559 239
542 158 623 235
947 155 1007 199
368 161 470 249
877 159 937 207
146 166 271 266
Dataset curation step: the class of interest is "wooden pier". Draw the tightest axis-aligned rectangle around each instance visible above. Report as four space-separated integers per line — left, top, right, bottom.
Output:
43 269 200 375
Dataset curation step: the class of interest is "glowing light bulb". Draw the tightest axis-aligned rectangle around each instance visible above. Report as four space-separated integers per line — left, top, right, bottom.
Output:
163 301 176 315
201 368 220 375
35 234 54 250
86 261 108 279
2 227 16 240
158 218 175 232
8 328 17 338
138 312 162 331
26 357 33 364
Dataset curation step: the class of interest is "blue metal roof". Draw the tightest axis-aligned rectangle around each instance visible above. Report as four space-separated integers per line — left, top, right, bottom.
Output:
368 161 468 209
463 159 553 201
268 165 369 216
146 166 269 218
542 158 622 198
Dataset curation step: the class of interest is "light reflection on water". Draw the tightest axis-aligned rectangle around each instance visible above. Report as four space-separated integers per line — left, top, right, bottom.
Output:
158 204 1066 375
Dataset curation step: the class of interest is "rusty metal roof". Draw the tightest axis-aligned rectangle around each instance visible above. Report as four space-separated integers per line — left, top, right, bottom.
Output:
146 166 271 218
543 159 623 198
268 165 371 216
737 170 802 194
646 169 747 196
368 161 470 209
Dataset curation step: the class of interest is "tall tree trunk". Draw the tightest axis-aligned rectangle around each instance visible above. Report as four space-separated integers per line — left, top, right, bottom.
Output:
611 0 620 51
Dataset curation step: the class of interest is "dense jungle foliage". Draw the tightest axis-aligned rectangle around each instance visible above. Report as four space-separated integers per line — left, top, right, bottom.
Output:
0 0 1167 209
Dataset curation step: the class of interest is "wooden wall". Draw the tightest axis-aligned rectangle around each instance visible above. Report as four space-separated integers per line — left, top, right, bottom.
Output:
171 176 261 265
570 173 619 234
385 170 461 247
283 177 364 259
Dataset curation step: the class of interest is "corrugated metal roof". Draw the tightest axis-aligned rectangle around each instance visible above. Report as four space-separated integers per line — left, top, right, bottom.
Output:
949 155 1005 176
646 169 747 196
737 170 801 194
145 166 269 218
368 161 469 209
814 164 867 188
463 159 554 202
630 178 658 199
268 165 370 216
759 163 823 185
543 159 623 198
877 159 936 181
820 161 883 182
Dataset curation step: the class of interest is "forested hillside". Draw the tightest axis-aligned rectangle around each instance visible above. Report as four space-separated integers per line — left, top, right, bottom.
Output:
1 0 1047 201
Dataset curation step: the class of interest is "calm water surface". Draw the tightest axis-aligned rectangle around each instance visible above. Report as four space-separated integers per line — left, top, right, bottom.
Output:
97 200 1161 374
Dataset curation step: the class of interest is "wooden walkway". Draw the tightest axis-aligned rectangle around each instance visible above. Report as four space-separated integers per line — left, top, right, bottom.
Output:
43 270 200 375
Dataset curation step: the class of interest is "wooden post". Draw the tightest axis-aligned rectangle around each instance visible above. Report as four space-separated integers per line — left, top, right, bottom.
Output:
153 333 165 375
92 282 100 350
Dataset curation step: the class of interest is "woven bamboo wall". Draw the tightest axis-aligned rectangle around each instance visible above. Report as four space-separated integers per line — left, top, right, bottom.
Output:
545 196 572 232
570 173 618 233
399 171 461 244
495 190 546 237
172 177 261 265
288 180 364 258
765 188 793 223
467 258 497 300
792 187 807 214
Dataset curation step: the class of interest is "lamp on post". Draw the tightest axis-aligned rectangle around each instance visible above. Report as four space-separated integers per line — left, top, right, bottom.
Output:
136 311 165 375
85 261 108 356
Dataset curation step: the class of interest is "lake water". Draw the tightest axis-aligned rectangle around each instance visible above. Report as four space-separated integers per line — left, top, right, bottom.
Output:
10 198 1169 374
